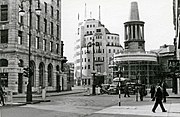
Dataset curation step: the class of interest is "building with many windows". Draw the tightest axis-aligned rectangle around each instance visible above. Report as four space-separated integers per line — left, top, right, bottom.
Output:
74 17 123 86
0 0 68 94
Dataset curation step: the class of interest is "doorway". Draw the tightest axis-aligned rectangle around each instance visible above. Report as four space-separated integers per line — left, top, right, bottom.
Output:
18 73 23 93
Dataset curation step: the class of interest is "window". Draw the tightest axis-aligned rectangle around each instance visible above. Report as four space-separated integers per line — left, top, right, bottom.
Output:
57 10 59 20
51 6 53 17
50 22 54 35
1 30 8 43
109 49 111 53
50 41 53 52
56 43 59 54
88 65 90 69
44 2 47 13
57 25 59 39
43 39 46 51
44 18 47 33
36 15 40 30
35 37 40 49
1 5 8 21
96 29 101 32
57 0 60 7
18 7 23 24
18 30 23 45
0 59 8 67
27 34 29 47
47 64 53 86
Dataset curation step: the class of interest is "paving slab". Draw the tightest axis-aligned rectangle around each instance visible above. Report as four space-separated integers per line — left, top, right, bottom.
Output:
95 103 180 117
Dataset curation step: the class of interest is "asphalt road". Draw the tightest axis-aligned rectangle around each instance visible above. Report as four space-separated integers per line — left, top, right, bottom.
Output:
0 92 180 117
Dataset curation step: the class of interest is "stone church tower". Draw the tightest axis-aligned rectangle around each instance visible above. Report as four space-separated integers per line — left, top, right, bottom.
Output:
124 2 145 52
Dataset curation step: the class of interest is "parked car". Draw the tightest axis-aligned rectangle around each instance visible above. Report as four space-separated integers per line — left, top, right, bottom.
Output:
100 84 110 94
108 84 118 95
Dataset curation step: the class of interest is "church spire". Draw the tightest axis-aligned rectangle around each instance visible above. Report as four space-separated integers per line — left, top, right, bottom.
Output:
129 2 140 21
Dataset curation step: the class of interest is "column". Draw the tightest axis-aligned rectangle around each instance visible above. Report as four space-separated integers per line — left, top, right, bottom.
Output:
135 25 138 39
131 25 133 39
142 25 144 40
124 25 127 40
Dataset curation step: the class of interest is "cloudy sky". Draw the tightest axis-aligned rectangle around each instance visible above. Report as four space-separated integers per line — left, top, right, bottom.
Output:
62 0 174 62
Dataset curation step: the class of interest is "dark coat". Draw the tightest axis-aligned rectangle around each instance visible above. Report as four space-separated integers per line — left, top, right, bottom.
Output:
155 87 163 101
0 86 4 95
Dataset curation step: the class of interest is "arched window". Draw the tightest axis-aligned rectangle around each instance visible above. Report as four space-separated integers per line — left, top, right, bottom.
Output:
48 64 53 86
0 59 8 67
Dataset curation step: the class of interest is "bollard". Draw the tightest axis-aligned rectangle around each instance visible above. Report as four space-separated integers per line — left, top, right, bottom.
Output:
42 88 46 100
6 90 13 104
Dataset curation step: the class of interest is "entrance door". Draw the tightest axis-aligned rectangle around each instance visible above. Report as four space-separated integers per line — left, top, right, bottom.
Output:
56 75 60 92
18 73 23 93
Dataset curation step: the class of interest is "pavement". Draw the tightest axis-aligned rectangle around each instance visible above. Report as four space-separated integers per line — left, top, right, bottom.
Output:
0 86 86 107
95 103 180 117
93 88 180 117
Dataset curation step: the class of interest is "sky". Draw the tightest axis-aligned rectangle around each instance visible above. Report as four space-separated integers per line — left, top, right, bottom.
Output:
61 0 175 62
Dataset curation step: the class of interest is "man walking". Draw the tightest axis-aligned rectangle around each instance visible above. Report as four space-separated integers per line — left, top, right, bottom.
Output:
152 85 167 113
124 84 130 97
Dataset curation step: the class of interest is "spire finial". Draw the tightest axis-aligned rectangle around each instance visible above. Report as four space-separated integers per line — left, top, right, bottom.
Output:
85 3 87 20
129 2 140 21
99 5 101 21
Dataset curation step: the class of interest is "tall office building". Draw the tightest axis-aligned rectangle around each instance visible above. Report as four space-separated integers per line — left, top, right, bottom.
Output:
0 0 67 93
114 2 158 85
74 9 123 86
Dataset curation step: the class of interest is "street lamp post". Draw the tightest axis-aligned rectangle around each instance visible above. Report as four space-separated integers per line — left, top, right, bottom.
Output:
87 38 100 95
118 66 123 106
19 0 41 103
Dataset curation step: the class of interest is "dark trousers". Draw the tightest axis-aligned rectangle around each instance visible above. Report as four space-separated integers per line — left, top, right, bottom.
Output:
140 95 143 101
124 92 130 97
152 99 166 112
151 93 155 99
0 95 5 105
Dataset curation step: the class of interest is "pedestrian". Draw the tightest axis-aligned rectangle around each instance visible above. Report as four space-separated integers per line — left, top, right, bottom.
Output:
124 84 130 97
152 85 167 113
0 85 5 106
150 84 156 99
162 81 169 103
139 85 144 101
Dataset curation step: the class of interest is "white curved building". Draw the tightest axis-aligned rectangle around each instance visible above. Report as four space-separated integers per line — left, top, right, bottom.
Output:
74 18 123 86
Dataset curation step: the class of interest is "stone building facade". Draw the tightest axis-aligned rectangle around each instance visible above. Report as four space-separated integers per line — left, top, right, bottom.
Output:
0 0 67 94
